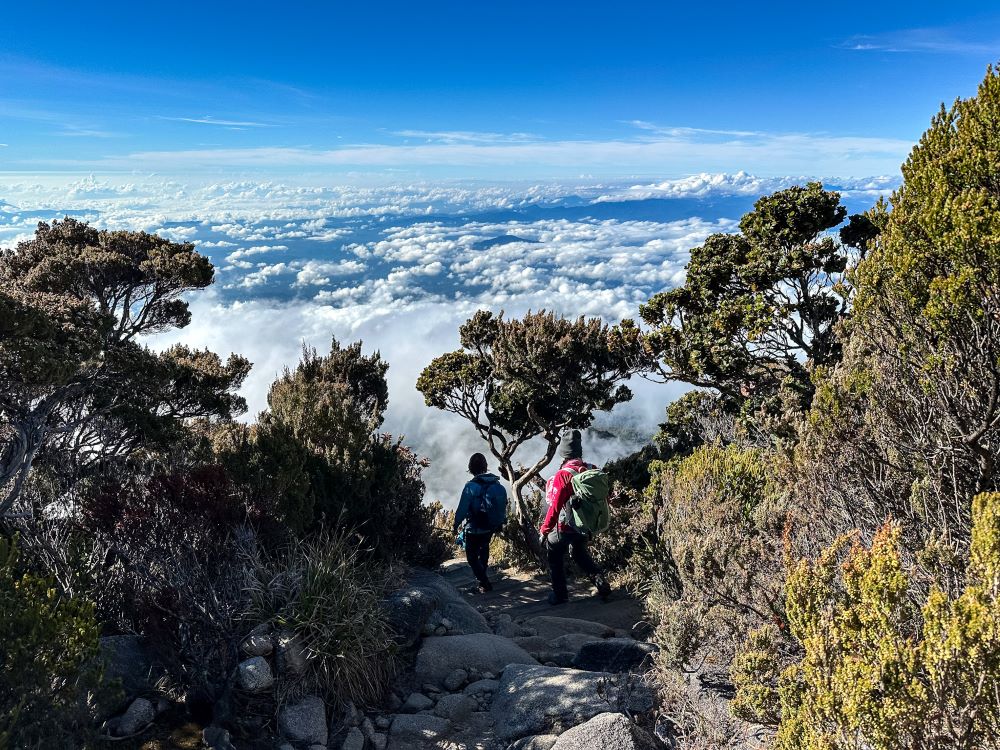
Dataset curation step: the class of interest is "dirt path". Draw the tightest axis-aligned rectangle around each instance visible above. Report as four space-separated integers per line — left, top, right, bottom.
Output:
440 558 648 635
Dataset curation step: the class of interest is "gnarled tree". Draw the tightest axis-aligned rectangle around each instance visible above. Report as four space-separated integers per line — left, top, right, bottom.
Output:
640 182 850 419
0 218 250 519
417 309 647 552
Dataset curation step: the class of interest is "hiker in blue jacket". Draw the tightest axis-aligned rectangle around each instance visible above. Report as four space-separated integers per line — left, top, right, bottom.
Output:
454 452 507 593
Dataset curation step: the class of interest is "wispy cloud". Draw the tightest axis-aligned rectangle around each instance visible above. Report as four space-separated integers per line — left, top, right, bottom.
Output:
626 121 763 139
157 115 276 128
838 27 1000 55
391 129 539 144
54 125 123 138
63 127 908 178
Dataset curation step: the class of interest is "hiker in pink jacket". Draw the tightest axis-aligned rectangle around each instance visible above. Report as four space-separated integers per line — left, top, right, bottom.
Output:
539 429 612 605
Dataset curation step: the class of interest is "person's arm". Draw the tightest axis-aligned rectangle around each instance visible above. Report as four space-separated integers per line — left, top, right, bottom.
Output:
454 483 472 533
539 469 572 535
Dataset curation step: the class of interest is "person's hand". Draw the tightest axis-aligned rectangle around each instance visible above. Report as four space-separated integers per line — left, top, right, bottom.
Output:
538 532 547 549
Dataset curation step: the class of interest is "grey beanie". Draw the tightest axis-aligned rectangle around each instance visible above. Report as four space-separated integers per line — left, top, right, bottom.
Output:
559 429 582 461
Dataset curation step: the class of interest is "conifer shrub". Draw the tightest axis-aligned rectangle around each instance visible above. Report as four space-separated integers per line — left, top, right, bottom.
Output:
646 443 789 669
733 492 1000 750
0 536 110 750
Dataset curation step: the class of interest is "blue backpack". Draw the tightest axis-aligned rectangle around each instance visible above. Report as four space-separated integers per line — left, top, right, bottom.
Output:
469 476 508 531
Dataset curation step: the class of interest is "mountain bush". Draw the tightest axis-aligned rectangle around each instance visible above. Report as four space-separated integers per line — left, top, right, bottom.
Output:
0 535 111 750
734 492 1000 750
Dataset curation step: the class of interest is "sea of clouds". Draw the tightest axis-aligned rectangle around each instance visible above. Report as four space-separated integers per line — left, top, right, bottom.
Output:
0 173 896 504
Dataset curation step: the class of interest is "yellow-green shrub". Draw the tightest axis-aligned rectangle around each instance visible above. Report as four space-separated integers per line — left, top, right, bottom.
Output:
736 492 1000 750
647 443 789 669
0 536 108 750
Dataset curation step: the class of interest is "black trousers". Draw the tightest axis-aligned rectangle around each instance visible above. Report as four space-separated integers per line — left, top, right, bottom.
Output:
546 529 602 601
465 532 493 585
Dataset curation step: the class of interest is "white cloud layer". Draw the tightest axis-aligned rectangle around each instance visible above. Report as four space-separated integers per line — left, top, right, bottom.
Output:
0 172 897 504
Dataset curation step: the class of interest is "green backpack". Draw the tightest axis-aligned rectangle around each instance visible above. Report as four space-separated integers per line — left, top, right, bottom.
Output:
567 467 611 537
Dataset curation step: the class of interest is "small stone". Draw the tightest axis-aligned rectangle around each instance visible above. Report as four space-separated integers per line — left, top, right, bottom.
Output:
439 617 453 630
373 732 388 750
341 726 365 750
463 678 499 696
278 695 328 746
237 656 274 692
385 692 403 711
482 671 497 680
443 668 468 691
240 633 273 657
434 625 448 636
375 715 391 730
401 692 434 713
421 622 437 637
117 697 154 736
433 693 476 723
423 683 442 695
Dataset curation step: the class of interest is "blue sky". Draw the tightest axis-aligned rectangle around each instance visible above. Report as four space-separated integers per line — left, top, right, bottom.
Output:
2 1 998 178
2 1 998 497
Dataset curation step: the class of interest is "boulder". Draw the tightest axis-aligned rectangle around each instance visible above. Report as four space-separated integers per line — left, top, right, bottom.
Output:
507 736 559 750
387 714 450 749
549 632 607 653
433 693 476 723
494 613 533 638
522 616 614 641
410 570 491 636
492 664 655 741
240 633 273 657
237 656 274 692
385 585 438 647
117 697 155 736
513 636 552 653
383 570 490 648
573 638 658 673
278 695 328 746
550 712 659 749
415 633 537 685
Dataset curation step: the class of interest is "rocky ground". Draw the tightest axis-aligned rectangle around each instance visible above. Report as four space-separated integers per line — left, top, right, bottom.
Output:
99 559 678 749
329 559 665 750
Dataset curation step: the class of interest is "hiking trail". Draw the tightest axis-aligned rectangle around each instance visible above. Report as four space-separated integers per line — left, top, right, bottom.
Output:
358 557 667 750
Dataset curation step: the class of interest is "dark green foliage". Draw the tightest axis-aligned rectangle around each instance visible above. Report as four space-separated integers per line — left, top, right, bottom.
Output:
0 535 111 750
418 310 647 557
641 182 849 408
260 338 444 565
0 218 250 518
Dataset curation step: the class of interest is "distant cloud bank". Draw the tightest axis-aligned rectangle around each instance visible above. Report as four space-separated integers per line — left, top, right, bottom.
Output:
0 172 897 501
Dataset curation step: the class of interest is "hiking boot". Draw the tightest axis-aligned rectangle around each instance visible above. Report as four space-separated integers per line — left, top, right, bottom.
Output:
547 592 568 606
593 574 612 600
478 581 493 594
